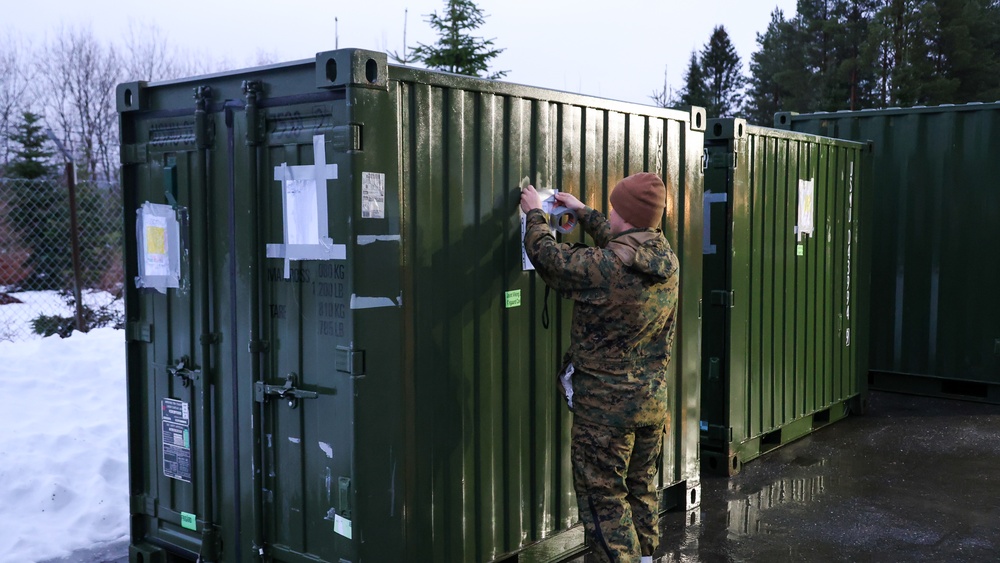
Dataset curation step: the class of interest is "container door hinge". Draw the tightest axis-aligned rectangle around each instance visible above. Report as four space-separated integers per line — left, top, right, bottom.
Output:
248 339 270 354
255 373 318 408
198 528 221 561
121 143 147 165
130 494 158 517
710 290 735 308
333 123 362 151
336 346 365 375
698 298 703 320
701 150 709 171
127 322 152 343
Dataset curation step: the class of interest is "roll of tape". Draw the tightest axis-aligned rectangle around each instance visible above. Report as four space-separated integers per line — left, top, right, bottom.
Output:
550 206 577 234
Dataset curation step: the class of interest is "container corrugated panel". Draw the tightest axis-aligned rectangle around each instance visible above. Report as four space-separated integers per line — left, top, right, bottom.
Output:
700 119 871 476
776 104 1000 403
118 49 704 563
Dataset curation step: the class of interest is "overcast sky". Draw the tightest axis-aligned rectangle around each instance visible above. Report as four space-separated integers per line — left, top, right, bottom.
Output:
11 0 798 106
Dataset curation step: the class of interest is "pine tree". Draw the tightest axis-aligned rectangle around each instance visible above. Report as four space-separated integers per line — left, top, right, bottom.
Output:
834 0 881 110
745 10 794 125
916 0 1000 104
677 51 710 109
410 0 507 79
6 110 54 179
699 26 748 117
743 0 1000 115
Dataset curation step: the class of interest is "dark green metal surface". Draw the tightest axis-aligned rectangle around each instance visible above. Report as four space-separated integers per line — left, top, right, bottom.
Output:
700 119 871 475
119 49 704 563
776 104 1000 402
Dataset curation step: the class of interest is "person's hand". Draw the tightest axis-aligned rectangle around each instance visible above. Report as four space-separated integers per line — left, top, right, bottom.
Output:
554 191 585 211
520 184 543 213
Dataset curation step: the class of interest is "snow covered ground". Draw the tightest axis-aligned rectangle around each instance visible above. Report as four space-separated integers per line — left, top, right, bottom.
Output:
0 293 129 562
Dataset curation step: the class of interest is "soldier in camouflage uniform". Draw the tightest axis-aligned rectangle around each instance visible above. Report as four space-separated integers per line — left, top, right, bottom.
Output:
520 173 679 563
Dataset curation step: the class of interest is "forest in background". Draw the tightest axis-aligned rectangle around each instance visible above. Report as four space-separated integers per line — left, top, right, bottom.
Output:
665 0 1000 124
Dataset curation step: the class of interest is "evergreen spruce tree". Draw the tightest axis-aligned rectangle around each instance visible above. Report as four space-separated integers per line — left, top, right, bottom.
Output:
5 111 54 179
699 26 747 117
677 51 710 109
410 0 507 79
5 110 64 290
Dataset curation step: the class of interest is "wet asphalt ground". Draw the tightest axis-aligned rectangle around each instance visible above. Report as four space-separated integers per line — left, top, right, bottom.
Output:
48 391 1000 562
648 390 1000 562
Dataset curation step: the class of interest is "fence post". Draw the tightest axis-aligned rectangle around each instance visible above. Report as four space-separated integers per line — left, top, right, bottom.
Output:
46 128 86 333
65 162 85 333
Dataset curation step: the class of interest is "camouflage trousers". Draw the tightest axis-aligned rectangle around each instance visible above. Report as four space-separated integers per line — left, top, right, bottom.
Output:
572 416 663 563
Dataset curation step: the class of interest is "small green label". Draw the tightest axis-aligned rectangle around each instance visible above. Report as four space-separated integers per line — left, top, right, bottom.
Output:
505 290 521 308
181 512 197 531
796 244 804 256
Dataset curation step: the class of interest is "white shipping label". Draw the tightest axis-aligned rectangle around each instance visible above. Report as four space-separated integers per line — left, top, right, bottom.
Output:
361 172 386 219
285 179 320 245
797 178 815 239
334 514 353 539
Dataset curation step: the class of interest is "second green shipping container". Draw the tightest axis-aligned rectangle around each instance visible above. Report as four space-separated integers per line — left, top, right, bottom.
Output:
700 119 872 475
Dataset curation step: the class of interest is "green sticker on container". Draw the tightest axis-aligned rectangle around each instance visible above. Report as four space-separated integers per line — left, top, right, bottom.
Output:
796 244 804 256
505 290 521 308
181 512 197 531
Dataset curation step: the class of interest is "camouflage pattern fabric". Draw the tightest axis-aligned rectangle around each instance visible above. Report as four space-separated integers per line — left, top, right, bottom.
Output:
572 416 664 562
523 207 679 428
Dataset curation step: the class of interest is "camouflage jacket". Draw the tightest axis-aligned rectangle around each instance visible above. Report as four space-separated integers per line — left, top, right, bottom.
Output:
524 207 679 427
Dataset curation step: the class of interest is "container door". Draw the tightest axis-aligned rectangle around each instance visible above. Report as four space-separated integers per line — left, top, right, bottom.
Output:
701 140 735 471
122 92 224 561
257 116 356 562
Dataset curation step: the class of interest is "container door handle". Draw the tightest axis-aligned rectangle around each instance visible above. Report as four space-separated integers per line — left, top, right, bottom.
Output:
255 373 318 408
167 356 201 388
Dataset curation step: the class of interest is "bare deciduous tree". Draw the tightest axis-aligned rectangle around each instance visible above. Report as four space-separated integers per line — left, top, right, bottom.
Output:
0 32 34 173
37 26 122 183
121 20 182 81
120 20 218 81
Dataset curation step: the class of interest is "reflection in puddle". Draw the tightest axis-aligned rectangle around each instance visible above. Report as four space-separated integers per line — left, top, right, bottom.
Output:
658 508 701 563
727 460 827 537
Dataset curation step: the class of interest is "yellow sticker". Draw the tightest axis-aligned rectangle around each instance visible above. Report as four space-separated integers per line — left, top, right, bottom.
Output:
146 226 166 254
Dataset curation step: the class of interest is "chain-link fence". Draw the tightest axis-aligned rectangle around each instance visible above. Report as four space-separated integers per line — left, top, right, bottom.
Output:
0 175 124 341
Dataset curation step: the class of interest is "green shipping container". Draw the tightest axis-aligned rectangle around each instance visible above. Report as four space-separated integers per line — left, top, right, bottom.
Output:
776 104 1000 403
118 49 704 563
700 119 871 475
